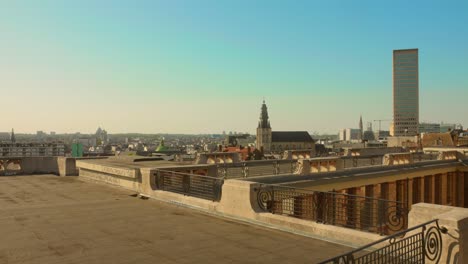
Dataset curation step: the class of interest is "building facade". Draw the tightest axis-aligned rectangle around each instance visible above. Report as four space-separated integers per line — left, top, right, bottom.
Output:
392 49 419 136
256 101 314 153
0 142 65 157
419 122 441 134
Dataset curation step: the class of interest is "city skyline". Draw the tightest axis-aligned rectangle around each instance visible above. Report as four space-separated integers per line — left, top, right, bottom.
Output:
1 1 467 134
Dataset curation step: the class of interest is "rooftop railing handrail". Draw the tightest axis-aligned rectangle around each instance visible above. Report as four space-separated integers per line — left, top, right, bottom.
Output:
217 159 296 168
154 169 225 202
258 184 406 205
318 219 447 264
155 169 224 179
255 183 409 236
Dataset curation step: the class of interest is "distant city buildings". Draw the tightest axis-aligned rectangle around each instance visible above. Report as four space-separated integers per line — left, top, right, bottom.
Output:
440 122 462 133
339 128 361 142
0 142 65 157
392 49 419 136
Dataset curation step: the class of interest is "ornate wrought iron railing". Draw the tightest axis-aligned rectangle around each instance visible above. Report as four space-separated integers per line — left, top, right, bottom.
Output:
255 185 408 235
154 170 224 201
319 219 447 264
217 159 297 179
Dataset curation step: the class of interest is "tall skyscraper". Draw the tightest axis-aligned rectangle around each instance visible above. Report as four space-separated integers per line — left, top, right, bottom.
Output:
392 49 419 136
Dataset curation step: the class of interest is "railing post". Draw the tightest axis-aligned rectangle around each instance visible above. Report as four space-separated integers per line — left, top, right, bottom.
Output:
421 224 427 264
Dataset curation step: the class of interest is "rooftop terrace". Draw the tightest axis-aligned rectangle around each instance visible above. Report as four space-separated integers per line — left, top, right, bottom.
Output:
0 174 351 264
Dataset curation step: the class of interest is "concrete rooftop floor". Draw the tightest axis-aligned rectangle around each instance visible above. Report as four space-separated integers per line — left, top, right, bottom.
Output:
0 175 351 264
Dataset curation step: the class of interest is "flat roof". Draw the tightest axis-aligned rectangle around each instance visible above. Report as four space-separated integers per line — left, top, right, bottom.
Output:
0 175 351 263
393 48 418 52
77 156 192 169
243 159 463 188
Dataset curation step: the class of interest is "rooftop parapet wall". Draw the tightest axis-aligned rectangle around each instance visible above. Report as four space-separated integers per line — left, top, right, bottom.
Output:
1 156 79 176
383 153 414 165
137 169 382 247
76 159 142 192
282 149 315 160
295 157 343 175
194 152 241 164
437 150 465 161
76 160 139 179
409 203 468 264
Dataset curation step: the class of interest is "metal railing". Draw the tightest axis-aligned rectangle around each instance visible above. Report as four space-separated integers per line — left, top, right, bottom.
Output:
319 219 447 264
154 170 224 201
255 185 408 235
217 159 297 179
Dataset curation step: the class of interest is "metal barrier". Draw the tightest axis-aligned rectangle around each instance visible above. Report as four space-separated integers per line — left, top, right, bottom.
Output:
255 185 408 235
319 219 447 264
217 160 297 179
154 170 224 201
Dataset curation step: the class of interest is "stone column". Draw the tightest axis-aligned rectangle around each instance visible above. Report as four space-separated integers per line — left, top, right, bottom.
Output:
387 181 397 202
365 184 378 232
441 173 448 205
346 187 357 229
407 178 413 209
459 171 466 207
424 175 435 204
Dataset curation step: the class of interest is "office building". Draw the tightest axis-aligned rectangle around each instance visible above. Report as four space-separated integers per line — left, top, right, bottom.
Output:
392 49 419 136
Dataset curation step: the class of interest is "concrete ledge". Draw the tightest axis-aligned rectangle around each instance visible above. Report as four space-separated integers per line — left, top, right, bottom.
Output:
79 168 141 192
76 160 139 179
410 203 468 263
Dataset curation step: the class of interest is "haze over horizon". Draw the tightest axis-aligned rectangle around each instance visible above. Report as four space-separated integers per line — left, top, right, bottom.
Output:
1 1 467 135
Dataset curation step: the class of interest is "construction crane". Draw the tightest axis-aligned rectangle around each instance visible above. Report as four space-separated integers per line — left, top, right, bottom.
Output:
373 119 391 132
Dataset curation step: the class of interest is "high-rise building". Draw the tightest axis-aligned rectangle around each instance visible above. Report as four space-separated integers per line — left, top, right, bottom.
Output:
392 49 419 136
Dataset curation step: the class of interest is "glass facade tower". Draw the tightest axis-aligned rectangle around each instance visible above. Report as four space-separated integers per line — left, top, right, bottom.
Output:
393 49 419 136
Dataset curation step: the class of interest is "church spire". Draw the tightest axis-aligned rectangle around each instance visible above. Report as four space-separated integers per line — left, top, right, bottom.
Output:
359 115 363 140
258 100 271 129
10 128 16 143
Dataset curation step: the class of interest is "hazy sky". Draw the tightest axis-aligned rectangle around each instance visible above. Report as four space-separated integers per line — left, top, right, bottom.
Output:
1 1 467 134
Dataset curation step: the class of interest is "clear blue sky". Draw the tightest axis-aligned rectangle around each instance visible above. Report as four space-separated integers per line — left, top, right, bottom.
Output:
1 1 467 134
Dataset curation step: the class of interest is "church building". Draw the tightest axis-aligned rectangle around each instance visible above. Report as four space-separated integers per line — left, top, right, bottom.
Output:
256 100 315 153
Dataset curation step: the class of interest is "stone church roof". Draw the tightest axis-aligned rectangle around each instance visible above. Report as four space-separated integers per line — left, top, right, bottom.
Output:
272 131 314 143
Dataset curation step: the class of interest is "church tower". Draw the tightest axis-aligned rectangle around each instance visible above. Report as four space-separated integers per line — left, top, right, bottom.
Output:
256 100 272 152
10 128 16 143
359 115 363 141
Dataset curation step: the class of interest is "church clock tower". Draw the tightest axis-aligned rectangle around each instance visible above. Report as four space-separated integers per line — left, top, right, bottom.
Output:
256 100 272 152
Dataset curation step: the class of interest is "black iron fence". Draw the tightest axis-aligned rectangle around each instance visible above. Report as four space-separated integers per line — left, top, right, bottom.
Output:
255 185 408 235
217 159 297 179
154 170 224 201
319 219 447 264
